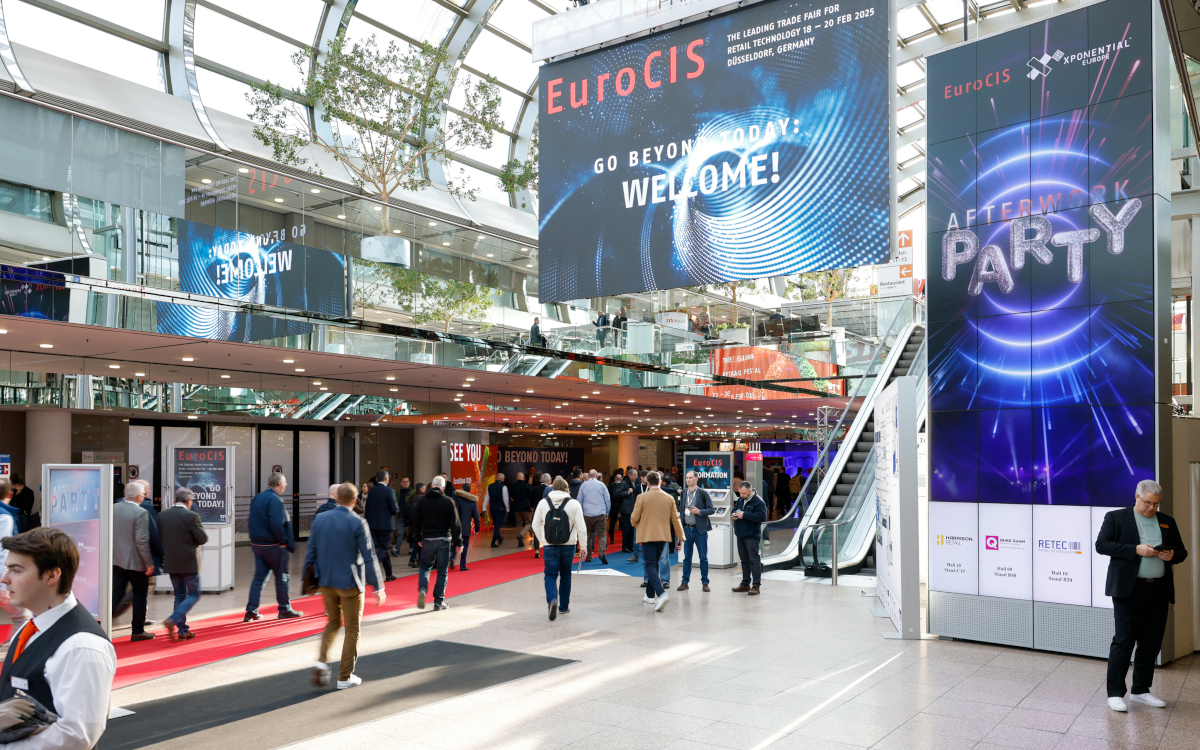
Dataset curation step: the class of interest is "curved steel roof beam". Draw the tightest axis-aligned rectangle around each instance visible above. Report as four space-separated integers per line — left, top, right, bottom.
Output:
0 0 36 94
165 0 230 152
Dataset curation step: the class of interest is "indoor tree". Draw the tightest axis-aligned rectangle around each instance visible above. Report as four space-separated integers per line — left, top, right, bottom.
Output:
247 33 537 232
391 268 495 334
789 269 851 326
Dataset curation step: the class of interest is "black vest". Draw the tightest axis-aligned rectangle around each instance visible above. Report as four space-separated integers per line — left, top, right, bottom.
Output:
0 603 106 709
487 483 506 511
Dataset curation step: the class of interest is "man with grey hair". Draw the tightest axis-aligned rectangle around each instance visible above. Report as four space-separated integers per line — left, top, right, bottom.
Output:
1097 478 1188 712
577 469 611 564
158 487 208 641
244 472 302 621
112 482 155 640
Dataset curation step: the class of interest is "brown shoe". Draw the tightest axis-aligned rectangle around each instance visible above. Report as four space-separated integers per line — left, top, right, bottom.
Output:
702 584 711 592
749 585 760 595
732 584 751 592
677 583 689 591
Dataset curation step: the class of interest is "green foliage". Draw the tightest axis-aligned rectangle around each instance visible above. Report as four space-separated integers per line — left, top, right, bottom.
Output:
351 258 402 316
788 269 850 302
390 267 494 333
248 34 537 206
499 132 538 208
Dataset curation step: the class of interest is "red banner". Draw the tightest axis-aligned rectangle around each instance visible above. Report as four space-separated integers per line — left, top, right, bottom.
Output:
706 347 841 400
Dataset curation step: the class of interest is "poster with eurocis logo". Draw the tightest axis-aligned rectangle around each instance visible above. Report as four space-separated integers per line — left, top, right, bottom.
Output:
536 0 891 301
172 447 233 526
45 467 106 620
684 452 734 492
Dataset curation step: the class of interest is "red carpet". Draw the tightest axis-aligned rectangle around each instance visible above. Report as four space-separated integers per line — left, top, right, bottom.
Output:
111 539 624 689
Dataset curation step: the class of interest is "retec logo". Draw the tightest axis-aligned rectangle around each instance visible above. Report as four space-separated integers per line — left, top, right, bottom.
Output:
1027 50 1064 80
985 535 999 550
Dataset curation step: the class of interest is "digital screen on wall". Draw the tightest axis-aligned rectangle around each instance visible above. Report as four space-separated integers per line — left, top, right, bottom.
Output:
536 0 891 301
925 0 1162 608
45 467 105 619
156 218 346 341
0 265 69 321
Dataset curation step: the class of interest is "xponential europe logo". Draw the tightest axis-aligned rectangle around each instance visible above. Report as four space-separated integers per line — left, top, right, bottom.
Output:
1027 50 1064 80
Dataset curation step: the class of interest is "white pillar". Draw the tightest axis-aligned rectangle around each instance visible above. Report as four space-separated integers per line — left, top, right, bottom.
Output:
414 426 443 486
617 434 638 471
26 410 72 515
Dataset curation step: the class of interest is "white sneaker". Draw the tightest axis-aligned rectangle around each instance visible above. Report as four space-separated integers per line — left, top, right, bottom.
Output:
642 595 656 604
1130 693 1166 708
655 593 669 611
1108 697 1128 712
337 674 362 690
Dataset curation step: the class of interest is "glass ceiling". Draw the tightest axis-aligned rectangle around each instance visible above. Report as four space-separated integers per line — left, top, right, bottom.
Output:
0 0 1066 218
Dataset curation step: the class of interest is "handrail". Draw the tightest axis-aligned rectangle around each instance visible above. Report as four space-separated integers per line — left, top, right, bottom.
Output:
764 299 914 550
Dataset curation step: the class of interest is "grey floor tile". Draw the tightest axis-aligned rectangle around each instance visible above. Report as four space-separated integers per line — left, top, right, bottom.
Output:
1000 707 1076 733
922 696 1015 724
683 720 777 749
868 727 980 750
789 715 899 747
978 723 1062 750
620 709 716 737
659 696 746 721
895 711 1000 742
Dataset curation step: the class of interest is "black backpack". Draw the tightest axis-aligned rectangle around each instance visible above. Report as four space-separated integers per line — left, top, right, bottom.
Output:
542 496 572 545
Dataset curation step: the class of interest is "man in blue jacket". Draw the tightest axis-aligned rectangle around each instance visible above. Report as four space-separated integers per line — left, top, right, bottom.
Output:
244 472 302 621
364 470 399 582
306 482 386 690
731 480 767 595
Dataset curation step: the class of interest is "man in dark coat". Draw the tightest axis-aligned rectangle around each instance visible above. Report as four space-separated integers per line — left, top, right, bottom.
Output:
159 487 209 641
452 484 480 571
510 472 533 548
1096 479 1188 712
609 470 633 551
364 470 399 582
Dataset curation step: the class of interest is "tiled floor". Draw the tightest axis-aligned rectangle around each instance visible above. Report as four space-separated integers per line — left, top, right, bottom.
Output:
109 563 1200 750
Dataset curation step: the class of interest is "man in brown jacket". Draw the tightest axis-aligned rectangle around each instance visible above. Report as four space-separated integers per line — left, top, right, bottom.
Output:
631 472 684 612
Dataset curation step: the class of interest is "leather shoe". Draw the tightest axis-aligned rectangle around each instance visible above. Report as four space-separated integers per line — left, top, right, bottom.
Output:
131 633 156 642
702 584 711 592
732 584 751 592
677 583 689 591
162 618 178 641
749 585 760 595
385 576 397 582
278 609 303 619
243 611 262 622
179 631 196 641
600 556 608 564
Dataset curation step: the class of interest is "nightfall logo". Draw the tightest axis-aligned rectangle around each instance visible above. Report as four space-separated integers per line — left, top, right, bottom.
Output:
940 199 1140 295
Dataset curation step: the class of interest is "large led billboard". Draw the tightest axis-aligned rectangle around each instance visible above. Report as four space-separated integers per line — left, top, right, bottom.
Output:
536 0 891 301
156 218 347 342
925 0 1166 613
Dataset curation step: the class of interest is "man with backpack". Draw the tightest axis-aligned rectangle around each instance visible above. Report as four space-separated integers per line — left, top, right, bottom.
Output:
532 477 586 621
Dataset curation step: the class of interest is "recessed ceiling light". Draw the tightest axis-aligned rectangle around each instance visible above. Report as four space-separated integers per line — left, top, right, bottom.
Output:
182 357 194 362
310 188 320 194
514 399 520 402
39 344 53 349
628 399 635 403
373 206 382 211
465 377 475 382
283 359 294 363
526 263 533 267
371 422 380 426
389 387 398 392
187 415 198 419
581 395 588 399
520 247 529 252
201 178 212 184
386 376 395 381
337 214 346 219
526 389 535 393
393 229 402 234
312 381 321 385
0 329 5 334
221 374 230 378
486 253 494 257
274 197 284 203
108 364 120 369
319 387 327 391
135 372 146 377
42 257 50 261
428 222 437 226
239 167 249 173
442 242 450 246
295 368 305 372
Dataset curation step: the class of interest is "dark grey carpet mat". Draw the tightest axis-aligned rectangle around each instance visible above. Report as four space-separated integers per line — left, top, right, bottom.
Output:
99 640 573 749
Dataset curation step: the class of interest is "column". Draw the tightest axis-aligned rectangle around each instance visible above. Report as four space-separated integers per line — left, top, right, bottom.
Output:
617 434 638 471
26 410 72 514
413 426 443 486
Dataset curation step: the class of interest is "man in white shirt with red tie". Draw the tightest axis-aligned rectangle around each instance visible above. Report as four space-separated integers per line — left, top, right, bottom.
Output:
0 527 116 749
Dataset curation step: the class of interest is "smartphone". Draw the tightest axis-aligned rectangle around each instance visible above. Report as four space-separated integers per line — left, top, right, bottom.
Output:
1153 545 1176 552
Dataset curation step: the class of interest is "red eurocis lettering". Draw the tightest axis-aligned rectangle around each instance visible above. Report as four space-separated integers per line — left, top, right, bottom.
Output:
545 38 705 115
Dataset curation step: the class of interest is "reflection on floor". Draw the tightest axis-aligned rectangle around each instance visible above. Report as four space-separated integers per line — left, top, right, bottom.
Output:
108 559 1200 750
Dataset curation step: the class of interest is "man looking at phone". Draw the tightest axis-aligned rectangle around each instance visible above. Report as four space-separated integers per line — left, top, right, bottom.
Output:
1096 479 1188 712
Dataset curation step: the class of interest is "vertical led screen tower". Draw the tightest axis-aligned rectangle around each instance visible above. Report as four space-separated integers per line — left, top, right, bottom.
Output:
924 0 1171 657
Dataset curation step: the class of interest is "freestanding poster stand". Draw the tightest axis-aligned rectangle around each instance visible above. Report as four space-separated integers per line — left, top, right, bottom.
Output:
683 451 736 568
42 464 113 637
158 446 235 592
873 377 920 639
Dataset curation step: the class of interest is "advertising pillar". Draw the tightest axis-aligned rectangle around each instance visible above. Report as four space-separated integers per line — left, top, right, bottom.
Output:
924 0 1171 657
874 377 920 638
42 465 112 636
165 446 235 592
684 452 736 567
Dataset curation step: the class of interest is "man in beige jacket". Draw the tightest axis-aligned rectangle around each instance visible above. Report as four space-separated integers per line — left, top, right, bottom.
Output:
631 472 684 612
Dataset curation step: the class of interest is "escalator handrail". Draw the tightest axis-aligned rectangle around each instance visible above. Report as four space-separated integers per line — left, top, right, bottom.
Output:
765 300 915 554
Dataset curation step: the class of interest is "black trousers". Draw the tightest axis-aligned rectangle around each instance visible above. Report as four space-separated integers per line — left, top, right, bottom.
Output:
1107 579 1170 697
607 511 620 542
371 530 394 578
112 566 149 634
491 510 506 545
620 513 635 552
737 537 762 586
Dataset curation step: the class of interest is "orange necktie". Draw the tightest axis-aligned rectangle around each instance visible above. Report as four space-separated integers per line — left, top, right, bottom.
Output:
12 622 37 662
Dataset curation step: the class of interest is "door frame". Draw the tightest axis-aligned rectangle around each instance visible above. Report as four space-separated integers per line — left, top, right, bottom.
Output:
255 425 335 541
129 418 210 508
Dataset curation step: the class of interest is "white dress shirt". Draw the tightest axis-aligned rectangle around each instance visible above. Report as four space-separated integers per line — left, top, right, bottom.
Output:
5 594 116 750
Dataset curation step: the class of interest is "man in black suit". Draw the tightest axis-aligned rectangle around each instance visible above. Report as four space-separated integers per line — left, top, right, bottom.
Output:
159 487 209 641
364 470 399 582
1096 479 1188 712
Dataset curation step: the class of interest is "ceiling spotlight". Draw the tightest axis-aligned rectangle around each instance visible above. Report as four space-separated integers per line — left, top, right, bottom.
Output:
221 374 231 379
442 242 450 246
520 247 529 252
274 197 284 203
389 387 398 392
526 389 535 393
295 368 305 372
486 253 494 257
312 381 322 385
283 359 295 363
39 344 53 349
135 372 146 377
310 188 320 194
371 422 380 426
182 357 194 362
386 376 396 381
320 386 328 391
238 167 249 173
201 178 212 184
514 398 520 402
393 229 402 234
526 263 533 267
108 364 120 369
581 395 588 399
337 214 346 219
373 206 382 211
187 415 198 420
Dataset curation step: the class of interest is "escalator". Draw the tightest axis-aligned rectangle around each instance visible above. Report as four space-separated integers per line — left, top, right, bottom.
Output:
761 308 926 575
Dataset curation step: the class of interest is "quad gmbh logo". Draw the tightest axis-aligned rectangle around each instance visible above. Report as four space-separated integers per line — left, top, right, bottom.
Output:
1027 50 1064 80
